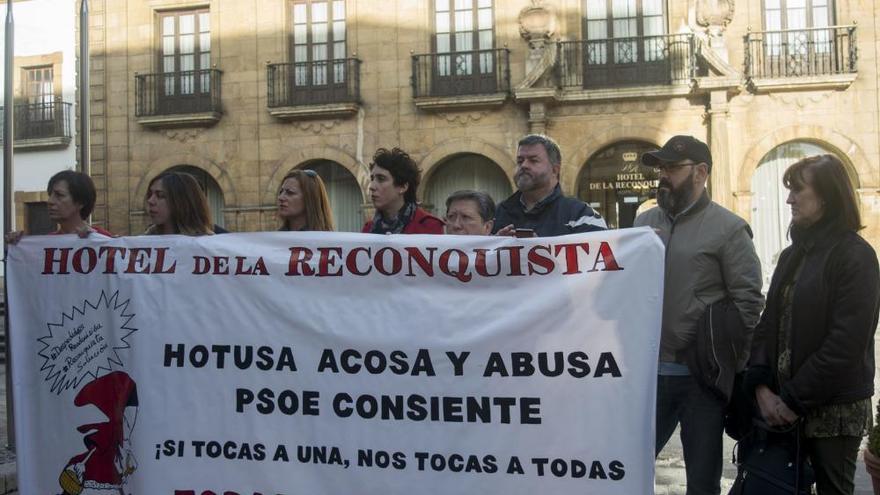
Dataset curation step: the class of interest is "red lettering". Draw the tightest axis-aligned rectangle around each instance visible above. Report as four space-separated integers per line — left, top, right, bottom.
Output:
554 242 590 274
405 247 435 277
317 247 343 277
527 245 554 275
43 247 72 275
99 246 127 274
497 246 525 276
126 248 152 274
374 247 402 276
345 247 372 276
439 248 472 283
212 256 229 275
72 247 98 274
474 248 501 277
235 256 253 275
153 247 177 274
193 256 210 275
286 247 315 276
590 241 623 272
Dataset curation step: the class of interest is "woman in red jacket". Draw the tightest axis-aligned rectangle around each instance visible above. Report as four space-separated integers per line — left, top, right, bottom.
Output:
361 147 443 235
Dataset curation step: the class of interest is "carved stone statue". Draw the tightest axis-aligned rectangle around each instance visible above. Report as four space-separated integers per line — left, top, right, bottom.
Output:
518 0 557 86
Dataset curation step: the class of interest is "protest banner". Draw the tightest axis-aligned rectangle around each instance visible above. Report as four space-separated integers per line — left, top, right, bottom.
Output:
8 227 663 494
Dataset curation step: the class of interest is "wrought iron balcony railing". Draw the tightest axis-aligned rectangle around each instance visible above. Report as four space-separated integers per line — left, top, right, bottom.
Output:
559 33 695 89
744 25 857 79
411 48 510 98
135 69 223 118
267 58 361 108
0 101 72 143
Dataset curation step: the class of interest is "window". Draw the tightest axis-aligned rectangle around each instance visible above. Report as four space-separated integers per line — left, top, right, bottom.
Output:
158 10 211 100
579 0 676 86
764 0 834 58
22 66 56 132
291 1 347 87
434 0 494 77
26 202 55 235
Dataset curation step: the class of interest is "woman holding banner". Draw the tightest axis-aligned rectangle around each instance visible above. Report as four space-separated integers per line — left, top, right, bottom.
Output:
745 155 880 495
277 169 335 232
144 171 218 235
362 147 443 235
5 170 110 242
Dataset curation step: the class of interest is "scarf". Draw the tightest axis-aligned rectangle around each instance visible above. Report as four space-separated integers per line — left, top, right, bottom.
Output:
370 202 416 235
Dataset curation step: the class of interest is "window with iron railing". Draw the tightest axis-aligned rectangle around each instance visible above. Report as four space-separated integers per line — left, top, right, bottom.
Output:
572 0 679 87
0 100 72 143
266 0 360 108
744 25 856 78
136 9 220 118
411 0 508 98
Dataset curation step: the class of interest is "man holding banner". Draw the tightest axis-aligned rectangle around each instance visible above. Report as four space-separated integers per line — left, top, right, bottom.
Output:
636 135 763 495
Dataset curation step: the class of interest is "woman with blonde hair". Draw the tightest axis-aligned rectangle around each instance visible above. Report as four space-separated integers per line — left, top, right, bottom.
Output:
144 171 215 235
277 169 335 231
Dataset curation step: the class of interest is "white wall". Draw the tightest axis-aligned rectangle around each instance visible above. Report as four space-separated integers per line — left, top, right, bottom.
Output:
0 0 78 229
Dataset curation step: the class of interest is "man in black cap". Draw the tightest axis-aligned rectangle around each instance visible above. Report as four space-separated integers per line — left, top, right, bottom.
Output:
635 135 763 495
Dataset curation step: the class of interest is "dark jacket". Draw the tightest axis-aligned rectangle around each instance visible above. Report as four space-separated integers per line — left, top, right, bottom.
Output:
361 207 444 235
745 221 880 415
491 184 606 237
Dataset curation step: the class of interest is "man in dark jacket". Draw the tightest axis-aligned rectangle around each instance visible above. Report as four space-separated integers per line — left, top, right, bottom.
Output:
493 134 606 237
635 135 763 495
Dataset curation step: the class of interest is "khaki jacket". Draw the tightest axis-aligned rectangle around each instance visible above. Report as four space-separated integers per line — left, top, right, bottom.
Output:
634 192 764 365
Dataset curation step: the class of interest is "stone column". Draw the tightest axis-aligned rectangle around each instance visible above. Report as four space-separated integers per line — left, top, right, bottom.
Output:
528 102 547 134
707 90 732 209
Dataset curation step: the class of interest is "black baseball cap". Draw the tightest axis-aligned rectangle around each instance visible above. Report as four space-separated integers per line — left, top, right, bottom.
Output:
641 135 712 172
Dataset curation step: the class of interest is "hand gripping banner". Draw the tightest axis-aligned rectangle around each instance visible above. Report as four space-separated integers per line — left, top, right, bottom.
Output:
8 227 663 495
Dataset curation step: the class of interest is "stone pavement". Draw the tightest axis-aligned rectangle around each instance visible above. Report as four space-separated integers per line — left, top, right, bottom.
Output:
655 425 876 494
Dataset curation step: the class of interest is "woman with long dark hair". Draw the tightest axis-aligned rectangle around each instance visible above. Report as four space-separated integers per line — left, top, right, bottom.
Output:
144 171 215 235
362 147 443 235
745 154 880 494
277 169 335 232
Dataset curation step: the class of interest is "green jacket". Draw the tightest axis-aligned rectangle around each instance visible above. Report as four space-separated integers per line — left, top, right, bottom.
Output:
634 191 764 366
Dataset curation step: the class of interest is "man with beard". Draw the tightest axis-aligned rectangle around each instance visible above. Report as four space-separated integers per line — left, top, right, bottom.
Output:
493 134 606 237
635 135 763 495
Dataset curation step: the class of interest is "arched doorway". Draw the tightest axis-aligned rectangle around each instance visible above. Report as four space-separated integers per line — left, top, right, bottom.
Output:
577 141 659 229
423 153 512 217
751 140 857 288
300 160 363 232
168 165 226 228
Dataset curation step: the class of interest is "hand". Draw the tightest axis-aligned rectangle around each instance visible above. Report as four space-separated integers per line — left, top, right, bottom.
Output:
75 225 94 238
4 231 23 245
756 385 799 426
495 224 516 237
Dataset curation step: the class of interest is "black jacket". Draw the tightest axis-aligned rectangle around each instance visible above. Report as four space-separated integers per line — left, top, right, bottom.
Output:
492 184 606 237
745 220 880 415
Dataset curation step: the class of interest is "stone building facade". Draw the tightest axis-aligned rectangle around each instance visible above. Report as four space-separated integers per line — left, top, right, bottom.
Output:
83 0 878 281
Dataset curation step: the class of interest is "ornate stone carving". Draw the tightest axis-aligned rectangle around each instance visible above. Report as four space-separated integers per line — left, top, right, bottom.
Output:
768 91 835 109
518 0 557 88
292 119 341 134
696 0 734 37
696 0 735 61
438 111 489 125
163 128 204 143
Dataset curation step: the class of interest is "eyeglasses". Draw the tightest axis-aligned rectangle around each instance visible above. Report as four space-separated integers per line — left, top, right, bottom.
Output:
301 169 318 178
651 162 697 173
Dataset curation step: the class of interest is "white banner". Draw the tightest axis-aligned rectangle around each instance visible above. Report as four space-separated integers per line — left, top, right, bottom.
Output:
9 227 663 495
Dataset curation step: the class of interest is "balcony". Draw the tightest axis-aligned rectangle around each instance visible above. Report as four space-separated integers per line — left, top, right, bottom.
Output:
135 69 223 128
744 25 857 91
557 33 696 101
411 48 510 110
267 58 361 120
0 101 72 150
